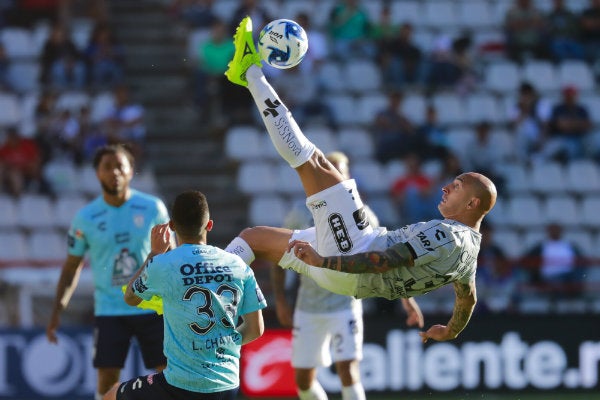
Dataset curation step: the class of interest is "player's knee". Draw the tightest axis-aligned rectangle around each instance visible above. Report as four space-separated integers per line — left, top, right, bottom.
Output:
335 359 361 385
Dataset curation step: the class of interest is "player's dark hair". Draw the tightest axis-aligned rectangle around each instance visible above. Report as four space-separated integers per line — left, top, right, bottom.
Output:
171 191 210 237
92 144 135 170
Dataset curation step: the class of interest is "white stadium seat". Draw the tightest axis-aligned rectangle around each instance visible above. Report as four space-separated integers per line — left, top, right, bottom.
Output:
28 231 66 265
580 196 600 229
401 93 427 123
318 61 345 92
563 230 594 257
337 127 374 160
304 125 338 154
504 195 544 228
0 195 17 229
54 195 87 230
249 195 287 226
56 91 91 111
0 28 37 59
465 93 503 124
390 1 422 25
7 61 40 93
356 93 388 125
275 162 303 195
350 160 388 194
0 231 27 264
542 195 581 227
484 61 521 93
565 159 600 194
422 0 458 29
17 194 55 230
326 94 360 126
0 93 21 126
76 165 101 195
521 61 559 93
236 161 278 195
90 92 115 122
344 60 382 93
557 60 595 92
492 228 524 259
457 0 496 29
432 93 466 125
529 162 567 194
224 125 263 162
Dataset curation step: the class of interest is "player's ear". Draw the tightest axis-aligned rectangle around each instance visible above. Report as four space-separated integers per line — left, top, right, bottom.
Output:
467 198 481 209
205 220 214 232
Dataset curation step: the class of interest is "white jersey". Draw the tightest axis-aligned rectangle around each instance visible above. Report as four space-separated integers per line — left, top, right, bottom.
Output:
355 219 481 300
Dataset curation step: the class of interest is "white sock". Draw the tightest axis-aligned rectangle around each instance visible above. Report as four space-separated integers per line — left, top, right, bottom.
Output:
95 392 103 400
225 236 256 265
298 381 328 400
341 383 366 400
246 65 315 168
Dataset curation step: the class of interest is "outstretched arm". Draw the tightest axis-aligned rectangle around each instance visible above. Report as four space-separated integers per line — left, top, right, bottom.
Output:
419 280 477 342
291 240 414 274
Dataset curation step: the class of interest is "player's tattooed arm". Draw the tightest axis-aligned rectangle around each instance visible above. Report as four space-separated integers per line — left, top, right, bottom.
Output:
446 280 477 338
321 242 415 274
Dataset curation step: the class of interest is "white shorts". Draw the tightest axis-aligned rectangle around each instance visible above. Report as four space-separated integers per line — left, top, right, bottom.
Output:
291 305 363 368
306 179 378 257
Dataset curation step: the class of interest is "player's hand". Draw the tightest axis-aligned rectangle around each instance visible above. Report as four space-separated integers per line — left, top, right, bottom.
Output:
150 223 171 255
46 313 60 344
288 240 324 267
274 298 294 328
419 324 454 343
402 298 424 328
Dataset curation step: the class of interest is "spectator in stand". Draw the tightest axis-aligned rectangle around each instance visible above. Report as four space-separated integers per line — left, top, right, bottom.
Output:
40 22 85 88
372 90 418 163
520 223 586 300
507 82 552 164
580 0 600 62
428 33 477 94
0 43 12 91
229 0 271 38
389 153 438 223
84 23 125 87
542 85 591 162
104 85 146 164
0 126 48 196
194 17 234 121
546 0 584 61
504 0 548 62
328 0 374 61
476 222 516 313
33 90 60 165
172 0 216 29
375 21 427 89
78 105 108 164
416 105 450 161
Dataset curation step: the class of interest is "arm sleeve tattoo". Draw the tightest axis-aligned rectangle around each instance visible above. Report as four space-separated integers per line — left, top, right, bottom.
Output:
320 242 415 274
446 280 477 338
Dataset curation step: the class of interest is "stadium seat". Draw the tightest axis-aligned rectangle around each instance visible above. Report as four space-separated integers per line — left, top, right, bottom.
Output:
529 162 567 194
224 125 263 162
580 196 600 229
580 93 600 125
70 18 94 50
521 61 559 93
521 229 546 253
274 162 303 195
457 0 495 29
0 231 27 264
249 195 287 226
496 162 531 194
350 160 388 195
7 61 40 93
187 28 210 60
491 228 524 259
401 92 427 124
31 22 50 55
0 93 21 126
76 165 102 195
236 161 278 195
484 61 520 94
489 129 515 162
422 0 458 29
366 195 399 227
504 195 544 228
445 128 474 165
565 159 600 194
542 195 581 227
344 60 382 93
464 93 503 124
318 61 345 93
43 159 79 194
485 196 506 228
0 27 37 59
563 229 594 258
356 93 388 125
0 195 17 230
337 127 374 160
390 1 422 25
557 60 595 92
133 169 159 194
431 93 466 125
54 195 87 230
304 125 338 154
90 92 115 123
17 194 55 230
56 91 91 111
384 159 407 187
28 231 66 266
326 94 360 126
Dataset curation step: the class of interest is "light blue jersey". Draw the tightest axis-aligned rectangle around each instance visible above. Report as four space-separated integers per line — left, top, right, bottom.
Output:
68 189 169 316
132 244 267 393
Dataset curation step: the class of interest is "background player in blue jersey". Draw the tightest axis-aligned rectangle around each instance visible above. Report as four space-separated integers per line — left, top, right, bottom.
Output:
46 144 170 400
104 190 266 400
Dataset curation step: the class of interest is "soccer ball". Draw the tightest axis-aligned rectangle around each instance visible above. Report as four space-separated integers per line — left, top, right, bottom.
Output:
257 19 308 69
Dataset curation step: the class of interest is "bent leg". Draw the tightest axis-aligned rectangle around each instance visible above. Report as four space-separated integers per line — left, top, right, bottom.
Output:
237 226 295 264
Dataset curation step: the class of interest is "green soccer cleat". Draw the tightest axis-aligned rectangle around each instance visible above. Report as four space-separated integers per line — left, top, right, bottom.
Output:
225 16 262 87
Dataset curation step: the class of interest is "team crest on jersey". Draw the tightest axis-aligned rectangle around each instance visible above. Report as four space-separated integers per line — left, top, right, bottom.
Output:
353 207 369 230
328 213 352 253
133 214 145 227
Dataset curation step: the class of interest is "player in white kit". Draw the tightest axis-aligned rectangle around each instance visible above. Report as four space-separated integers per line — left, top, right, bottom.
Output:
224 16 496 354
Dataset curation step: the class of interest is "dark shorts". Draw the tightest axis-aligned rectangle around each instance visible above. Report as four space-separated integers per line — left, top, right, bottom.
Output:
116 372 238 400
93 314 166 369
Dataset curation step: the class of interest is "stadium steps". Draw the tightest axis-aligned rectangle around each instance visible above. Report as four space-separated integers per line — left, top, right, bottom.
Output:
108 0 250 247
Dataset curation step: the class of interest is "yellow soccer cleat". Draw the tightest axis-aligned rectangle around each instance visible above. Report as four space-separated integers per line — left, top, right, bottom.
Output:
225 16 262 87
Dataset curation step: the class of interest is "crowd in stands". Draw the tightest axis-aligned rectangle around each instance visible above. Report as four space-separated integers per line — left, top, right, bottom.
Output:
173 0 600 315
0 1 148 199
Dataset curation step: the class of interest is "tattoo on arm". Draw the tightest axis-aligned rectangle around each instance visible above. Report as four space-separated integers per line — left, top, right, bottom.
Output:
321 243 414 274
447 280 477 338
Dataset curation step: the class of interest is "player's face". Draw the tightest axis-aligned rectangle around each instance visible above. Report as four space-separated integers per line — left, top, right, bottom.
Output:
438 175 473 218
96 152 133 196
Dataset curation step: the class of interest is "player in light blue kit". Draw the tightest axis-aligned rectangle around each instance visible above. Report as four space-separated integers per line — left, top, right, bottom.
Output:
104 190 266 400
46 144 170 400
